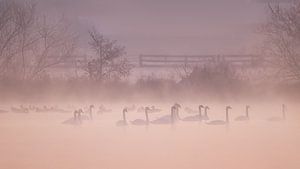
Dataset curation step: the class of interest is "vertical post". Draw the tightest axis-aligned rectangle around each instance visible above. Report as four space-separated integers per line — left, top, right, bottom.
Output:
184 56 188 67
139 55 143 67
165 55 167 66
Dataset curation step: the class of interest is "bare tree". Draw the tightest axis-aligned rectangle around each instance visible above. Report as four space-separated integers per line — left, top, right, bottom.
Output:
0 0 36 78
27 16 76 80
86 28 131 82
261 1 300 81
0 0 76 80
173 63 194 81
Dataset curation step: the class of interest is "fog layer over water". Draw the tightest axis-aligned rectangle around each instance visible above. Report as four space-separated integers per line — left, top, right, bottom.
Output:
0 101 300 169
1 0 300 168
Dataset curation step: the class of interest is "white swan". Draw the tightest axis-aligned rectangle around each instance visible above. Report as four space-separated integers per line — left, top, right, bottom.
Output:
88 105 94 120
206 106 231 125
151 104 178 124
173 103 181 121
202 106 209 121
267 104 286 122
78 108 90 120
235 105 250 121
131 107 150 125
11 105 29 113
116 108 128 126
149 106 162 113
182 105 204 121
62 110 82 125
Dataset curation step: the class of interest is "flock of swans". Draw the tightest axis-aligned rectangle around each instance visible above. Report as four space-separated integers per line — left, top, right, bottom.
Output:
62 103 287 126
0 103 286 126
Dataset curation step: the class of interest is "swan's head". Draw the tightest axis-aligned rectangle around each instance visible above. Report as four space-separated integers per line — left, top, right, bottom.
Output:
174 103 181 109
145 107 150 112
282 104 286 110
226 106 232 110
205 106 210 110
246 105 250 110
199 105 204 111
123 108 128 113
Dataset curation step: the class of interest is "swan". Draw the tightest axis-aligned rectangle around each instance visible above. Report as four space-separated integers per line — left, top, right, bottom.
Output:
149 106 162 113
206 106 231 125
173 103 181 121
78 108 90 120
235 105 250 121
88 105 94 120
116 108 128 126
151 105 177 124
131 107 150 125
62 110 82 125
11 106 29 113
51 106 70 113
182 105 204 121
267 104 286 122
202 106 209 121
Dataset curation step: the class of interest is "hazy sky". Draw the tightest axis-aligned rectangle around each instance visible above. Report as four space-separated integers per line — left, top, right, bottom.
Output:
39 0 269 56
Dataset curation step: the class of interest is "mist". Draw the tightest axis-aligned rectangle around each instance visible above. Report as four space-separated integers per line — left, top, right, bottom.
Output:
0 0 300 169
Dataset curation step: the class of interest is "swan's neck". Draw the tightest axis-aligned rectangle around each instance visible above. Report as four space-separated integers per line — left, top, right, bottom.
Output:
282 105 286 120
145 111 149 124
246 108 249 118
205 108 208 116
199 107 202 118
226 109 229 123
176 108 180 120
74 111 77 119
77 111 82 120
122 111 127 122
171 106 175 123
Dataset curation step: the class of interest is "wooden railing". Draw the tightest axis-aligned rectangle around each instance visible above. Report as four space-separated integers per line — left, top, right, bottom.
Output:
139 54 263 68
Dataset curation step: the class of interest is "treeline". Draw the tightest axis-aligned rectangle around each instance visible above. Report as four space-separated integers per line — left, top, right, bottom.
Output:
1 62 298 103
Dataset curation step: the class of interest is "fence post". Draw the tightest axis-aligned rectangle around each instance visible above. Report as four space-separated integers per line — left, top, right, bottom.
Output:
139 55 143 67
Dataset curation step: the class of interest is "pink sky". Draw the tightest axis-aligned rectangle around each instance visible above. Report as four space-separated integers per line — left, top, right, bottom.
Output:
39 0 270 56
